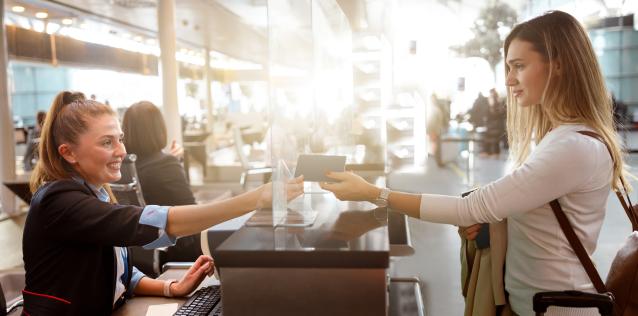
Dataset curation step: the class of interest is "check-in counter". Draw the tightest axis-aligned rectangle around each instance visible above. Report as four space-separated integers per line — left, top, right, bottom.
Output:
213 193 390 316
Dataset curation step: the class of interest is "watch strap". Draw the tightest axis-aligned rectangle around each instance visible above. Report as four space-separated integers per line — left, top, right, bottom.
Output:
379 188 390 201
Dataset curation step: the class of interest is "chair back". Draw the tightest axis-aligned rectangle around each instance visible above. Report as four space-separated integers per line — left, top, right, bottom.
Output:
231 127 272 190
110 154 146 207
232 126 251 170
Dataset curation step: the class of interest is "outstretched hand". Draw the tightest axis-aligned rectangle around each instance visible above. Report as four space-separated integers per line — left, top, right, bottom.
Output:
319 171 379 201
255 175 304 209
170 255 215 297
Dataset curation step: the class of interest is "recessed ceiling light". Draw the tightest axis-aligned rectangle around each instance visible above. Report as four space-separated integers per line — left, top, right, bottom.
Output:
11 6 25 13
35 11 48 19
61 18 73 25
133 36 142 42
145 38 156 45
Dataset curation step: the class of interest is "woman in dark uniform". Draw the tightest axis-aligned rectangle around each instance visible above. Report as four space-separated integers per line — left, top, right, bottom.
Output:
23 91 302 315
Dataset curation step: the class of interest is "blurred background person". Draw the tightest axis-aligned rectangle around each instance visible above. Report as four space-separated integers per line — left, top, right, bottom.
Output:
22 111 46 171
468 92 489 129
482 88 507 157
426 94 444 163
122 101 193 206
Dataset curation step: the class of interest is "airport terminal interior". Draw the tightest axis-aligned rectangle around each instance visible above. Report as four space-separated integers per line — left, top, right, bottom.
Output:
1 0 638 315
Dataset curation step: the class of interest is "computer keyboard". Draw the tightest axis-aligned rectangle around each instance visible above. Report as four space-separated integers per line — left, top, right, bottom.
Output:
173 284 223 316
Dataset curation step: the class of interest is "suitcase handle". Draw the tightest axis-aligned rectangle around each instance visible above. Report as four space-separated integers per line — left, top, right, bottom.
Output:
533 291 614 316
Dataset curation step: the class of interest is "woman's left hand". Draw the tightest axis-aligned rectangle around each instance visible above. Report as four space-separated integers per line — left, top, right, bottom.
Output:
169 140 184 159
319 171 380 201
170 255 215 297
458 224 482 240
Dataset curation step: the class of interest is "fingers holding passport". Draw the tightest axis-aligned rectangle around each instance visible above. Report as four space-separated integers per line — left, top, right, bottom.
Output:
320 171 374 201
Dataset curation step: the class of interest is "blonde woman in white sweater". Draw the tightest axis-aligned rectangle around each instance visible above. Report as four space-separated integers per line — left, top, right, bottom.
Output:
321 10 626 316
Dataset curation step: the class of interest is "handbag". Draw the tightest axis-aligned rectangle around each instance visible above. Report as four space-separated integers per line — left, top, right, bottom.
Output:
533 131 638 316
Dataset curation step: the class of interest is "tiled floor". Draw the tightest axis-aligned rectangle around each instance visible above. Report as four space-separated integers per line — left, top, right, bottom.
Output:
388 153 635 316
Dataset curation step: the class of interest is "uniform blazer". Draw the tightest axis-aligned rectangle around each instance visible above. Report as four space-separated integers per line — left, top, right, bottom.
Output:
22 179 160 315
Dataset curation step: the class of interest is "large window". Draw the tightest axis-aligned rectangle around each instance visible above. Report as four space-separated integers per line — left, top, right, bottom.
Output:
591 28 638 113
10 62 68 126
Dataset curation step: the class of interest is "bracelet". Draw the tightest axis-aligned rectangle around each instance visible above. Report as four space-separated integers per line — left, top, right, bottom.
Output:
163 279 177 297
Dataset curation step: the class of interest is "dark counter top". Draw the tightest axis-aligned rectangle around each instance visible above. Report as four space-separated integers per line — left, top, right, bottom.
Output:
213 193 389 269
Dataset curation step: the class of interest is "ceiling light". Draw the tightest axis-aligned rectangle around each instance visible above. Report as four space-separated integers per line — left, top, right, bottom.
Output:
11 6 25 13
61 18 73 25
35 12 48 19
133 36 143 42
145 38 156 45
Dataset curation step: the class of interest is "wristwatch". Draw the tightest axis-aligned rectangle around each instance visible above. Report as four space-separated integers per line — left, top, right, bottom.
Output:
378 187 390 201
373 187 390 206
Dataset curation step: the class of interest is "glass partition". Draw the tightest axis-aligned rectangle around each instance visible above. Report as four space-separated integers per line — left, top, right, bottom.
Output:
267 0 353 225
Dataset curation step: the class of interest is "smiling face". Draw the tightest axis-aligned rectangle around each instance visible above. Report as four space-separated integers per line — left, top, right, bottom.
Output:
505 38 551 107
59 114 126 187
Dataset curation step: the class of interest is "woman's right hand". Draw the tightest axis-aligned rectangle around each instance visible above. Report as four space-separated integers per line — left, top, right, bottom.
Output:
458 224 482 240
255 176 304 209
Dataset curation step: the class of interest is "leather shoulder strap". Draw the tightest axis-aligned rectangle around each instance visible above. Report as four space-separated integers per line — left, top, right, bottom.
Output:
549 200 607 293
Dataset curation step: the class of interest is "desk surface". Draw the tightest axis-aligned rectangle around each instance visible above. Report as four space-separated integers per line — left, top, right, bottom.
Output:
213 193 389 269
3 176 32 204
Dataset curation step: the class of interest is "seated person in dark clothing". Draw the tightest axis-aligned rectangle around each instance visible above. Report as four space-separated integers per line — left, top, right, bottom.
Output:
122 101 194 206
122 101 200 262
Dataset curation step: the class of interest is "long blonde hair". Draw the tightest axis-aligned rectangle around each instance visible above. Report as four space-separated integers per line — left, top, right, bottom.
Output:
504 11 627 190
30 91 118 202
